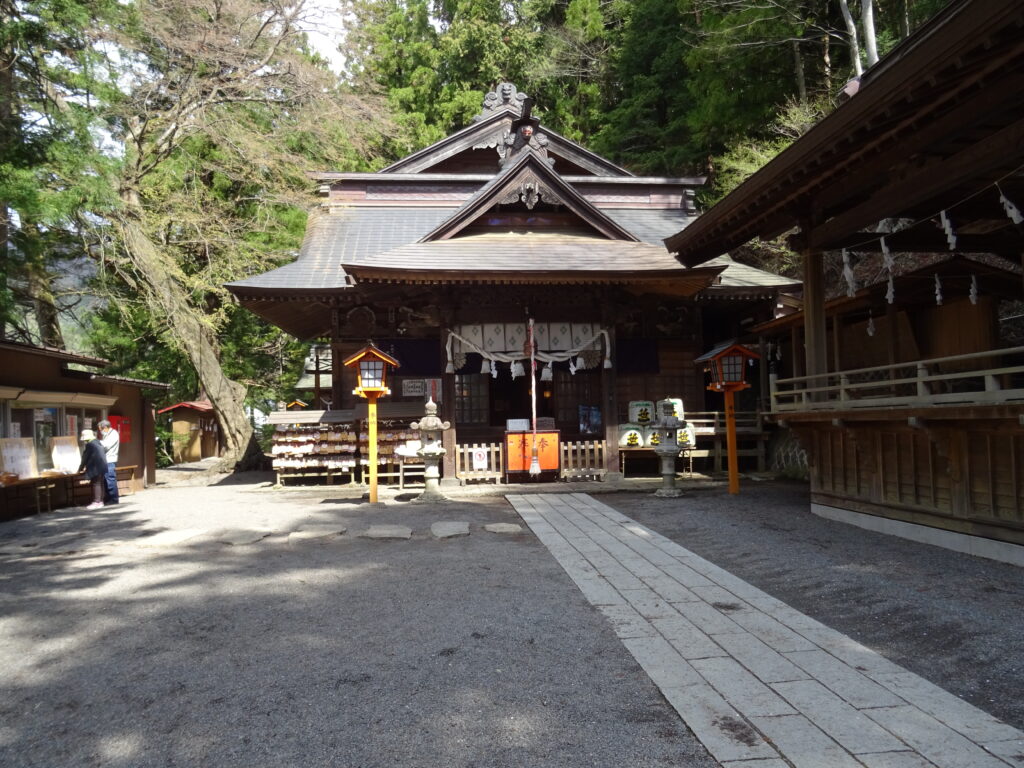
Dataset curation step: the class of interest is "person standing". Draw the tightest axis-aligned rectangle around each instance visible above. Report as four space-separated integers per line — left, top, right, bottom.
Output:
78 429 108 510
98 419 120 505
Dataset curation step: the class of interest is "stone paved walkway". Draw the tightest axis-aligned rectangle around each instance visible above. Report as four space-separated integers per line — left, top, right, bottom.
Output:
508 492 1024 768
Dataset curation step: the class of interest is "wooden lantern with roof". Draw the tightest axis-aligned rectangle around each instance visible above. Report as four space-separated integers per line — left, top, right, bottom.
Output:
696 342 760 494
343 343 400 503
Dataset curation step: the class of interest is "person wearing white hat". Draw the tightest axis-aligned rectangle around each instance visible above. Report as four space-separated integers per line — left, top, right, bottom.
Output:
77 429 108 510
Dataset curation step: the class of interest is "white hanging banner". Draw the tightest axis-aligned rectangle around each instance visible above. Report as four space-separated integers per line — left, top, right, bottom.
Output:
483 323 506 352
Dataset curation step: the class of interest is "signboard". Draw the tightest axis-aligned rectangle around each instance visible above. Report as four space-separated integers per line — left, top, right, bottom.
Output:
66 414 79 438
505 431 559 473
402 379 426 397
0 438 39 479
50 436 81 474
471 447 488 471
109 415 131 443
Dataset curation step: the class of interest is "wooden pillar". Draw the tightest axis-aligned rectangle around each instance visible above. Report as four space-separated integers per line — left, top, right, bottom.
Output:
831 315 842 373
440 312 459 486
330 306 345 410
601 320 622 480
803 252 828 398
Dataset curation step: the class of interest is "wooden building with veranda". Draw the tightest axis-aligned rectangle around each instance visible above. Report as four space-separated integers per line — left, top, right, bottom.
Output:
665 0 1024 562
227 87 796 482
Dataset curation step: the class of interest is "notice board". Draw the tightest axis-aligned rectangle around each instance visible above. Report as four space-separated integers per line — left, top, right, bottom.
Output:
51 436 81 474
505 431 559 474
0 438 39 479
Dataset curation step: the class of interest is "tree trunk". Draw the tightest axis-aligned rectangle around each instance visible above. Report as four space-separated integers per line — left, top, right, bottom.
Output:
838 0 863 76
27 260 64 348
116 188 260 470
0 0 15 337
901 0 911 37
861 0 879 67
822 33 832 93
793 40 807 103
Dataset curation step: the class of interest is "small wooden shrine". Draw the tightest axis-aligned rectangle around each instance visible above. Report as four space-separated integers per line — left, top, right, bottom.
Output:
228 86 796 483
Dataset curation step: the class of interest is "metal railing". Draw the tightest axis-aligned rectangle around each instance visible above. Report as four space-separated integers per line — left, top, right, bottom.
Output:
770 346 1024 413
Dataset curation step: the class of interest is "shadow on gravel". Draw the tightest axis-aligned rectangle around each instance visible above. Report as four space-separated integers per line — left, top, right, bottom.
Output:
0 490 715 768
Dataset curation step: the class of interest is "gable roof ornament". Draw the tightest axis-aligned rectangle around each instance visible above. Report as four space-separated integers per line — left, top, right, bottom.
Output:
475 82 528 121
498 97 554 169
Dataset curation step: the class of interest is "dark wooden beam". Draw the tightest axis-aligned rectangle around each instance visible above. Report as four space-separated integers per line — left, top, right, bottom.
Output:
803 115 1024 251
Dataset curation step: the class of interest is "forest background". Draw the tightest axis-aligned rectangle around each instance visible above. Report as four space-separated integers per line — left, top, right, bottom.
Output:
0 0 947 466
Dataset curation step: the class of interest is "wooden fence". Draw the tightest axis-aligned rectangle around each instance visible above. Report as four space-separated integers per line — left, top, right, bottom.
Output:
560 440 607 481
455 442 504 484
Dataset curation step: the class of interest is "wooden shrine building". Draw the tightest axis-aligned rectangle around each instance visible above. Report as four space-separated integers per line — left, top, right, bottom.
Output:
228 86 797 482
665 0 1024 561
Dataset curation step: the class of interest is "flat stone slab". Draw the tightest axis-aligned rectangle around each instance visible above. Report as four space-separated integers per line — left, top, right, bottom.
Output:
288 525 346 542
508 492 1024 768
136 529 207 548
431 521 469 539
484 523 522 534
214 529 272 546
359 525 412 540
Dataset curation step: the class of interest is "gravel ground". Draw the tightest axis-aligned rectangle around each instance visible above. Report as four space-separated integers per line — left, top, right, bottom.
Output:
606 480 1024 731
0 480 716 768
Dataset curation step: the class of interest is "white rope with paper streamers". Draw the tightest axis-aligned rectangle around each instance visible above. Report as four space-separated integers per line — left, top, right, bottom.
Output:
934 273 943 306
998 184 1023 225
842 249 857 297
445 327 612 375
970 275 979 305
939 210 957 251
886 273 895 304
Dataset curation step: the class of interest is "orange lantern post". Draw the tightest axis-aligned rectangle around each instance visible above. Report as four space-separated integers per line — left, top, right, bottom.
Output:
343 343 400 503
695 342 760 495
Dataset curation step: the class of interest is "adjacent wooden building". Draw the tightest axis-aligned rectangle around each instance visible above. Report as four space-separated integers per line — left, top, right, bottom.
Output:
228 86 797 481
665 0 1024 561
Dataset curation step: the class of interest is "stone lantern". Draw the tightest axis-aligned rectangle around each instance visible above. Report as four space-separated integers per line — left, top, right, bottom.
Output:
653 400 683 498
410 397 451 503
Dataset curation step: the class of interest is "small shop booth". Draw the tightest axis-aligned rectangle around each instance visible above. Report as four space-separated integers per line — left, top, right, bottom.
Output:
227 86 797 484
158 400 224 463
0 340 168 517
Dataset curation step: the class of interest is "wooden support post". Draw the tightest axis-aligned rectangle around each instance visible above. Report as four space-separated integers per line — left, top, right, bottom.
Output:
602 321 621 480
440 316 458 486
803 252 828 400
330 307 345 410
367 391 379 503
725 389 739 494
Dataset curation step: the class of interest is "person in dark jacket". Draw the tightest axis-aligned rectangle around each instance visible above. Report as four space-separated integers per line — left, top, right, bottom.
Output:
78 429 108 510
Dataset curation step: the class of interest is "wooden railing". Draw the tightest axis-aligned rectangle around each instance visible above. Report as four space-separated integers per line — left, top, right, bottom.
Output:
685 411 763 434
771 346 1024 413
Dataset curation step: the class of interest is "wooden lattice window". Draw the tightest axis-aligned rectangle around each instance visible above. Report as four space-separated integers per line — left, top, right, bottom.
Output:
554 370 598 426
455 374 489 424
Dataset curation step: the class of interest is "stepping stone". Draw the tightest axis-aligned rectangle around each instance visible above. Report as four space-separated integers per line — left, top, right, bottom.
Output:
431 521 469 539
360 525 412 540
135 529 207 548
215 529 271 546
484 523 522 534
288 525 346 542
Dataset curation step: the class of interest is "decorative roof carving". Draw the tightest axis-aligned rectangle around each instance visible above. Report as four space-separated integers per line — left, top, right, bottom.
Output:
476 82 528 121
497 173 563 210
